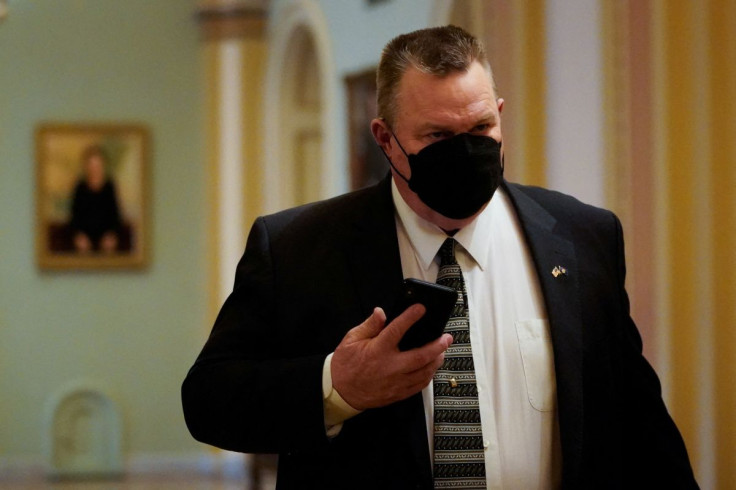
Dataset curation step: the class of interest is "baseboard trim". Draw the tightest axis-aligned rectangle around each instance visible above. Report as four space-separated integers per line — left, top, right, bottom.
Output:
0 450 250 482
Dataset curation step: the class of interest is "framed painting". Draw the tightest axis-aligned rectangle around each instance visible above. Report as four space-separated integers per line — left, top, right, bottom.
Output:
35 123 149 270
345 68 388 190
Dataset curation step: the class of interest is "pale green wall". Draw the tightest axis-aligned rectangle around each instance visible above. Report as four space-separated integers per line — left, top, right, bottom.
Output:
0 0 206 460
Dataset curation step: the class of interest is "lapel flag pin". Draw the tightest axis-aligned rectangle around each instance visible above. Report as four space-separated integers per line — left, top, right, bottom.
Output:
551 265 567 278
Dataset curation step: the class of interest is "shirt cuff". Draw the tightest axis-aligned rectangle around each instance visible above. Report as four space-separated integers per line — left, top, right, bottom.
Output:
322 353 362 437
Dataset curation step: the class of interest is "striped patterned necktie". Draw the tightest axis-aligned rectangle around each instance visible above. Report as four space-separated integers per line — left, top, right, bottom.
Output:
433 238 486 489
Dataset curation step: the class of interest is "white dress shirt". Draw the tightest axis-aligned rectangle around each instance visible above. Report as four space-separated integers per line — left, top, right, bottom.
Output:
323 180 562 489
392 181 562 489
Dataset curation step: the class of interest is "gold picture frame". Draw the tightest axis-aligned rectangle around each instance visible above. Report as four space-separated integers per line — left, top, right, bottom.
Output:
35 123 150 270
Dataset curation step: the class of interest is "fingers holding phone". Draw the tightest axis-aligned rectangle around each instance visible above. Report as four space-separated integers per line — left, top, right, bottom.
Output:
331 303 451 410
331 279 456 410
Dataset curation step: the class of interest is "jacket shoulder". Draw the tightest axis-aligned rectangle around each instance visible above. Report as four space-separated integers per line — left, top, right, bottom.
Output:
505 181 618 228
256 178 392 244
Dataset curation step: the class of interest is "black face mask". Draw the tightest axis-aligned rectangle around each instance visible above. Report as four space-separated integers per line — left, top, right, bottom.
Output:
384 132 504 219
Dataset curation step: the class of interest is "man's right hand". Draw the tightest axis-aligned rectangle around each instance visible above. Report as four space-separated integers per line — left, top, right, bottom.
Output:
331 305 452 411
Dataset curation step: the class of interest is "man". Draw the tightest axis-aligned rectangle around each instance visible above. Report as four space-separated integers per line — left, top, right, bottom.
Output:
182 26 698 489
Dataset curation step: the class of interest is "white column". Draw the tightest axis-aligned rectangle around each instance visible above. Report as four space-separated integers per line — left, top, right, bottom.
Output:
691 3 714 486
218 40 245 303
545 0 605 207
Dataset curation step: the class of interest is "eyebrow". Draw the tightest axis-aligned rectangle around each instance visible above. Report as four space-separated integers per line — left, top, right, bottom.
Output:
416 113 497 133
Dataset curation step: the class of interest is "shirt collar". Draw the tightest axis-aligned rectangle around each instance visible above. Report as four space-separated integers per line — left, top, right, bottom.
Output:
391 178 498 271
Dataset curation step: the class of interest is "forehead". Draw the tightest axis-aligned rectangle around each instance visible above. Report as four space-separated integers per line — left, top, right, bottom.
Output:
394 62 497 131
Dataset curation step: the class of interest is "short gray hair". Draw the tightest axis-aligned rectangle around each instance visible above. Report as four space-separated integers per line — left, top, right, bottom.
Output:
376 25 496 125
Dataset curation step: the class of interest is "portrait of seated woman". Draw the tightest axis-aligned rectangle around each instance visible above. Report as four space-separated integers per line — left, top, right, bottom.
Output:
69 145 124 253
47 145 133 254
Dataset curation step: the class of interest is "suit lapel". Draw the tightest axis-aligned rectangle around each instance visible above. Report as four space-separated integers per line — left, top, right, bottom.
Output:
346 176 406 316
345 176 434 484
504 183 584 487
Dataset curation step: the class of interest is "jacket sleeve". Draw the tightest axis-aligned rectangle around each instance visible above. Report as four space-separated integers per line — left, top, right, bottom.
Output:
181 216 330 454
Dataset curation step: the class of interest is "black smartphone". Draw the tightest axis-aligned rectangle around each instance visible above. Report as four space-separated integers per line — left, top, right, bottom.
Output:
386 278 457 351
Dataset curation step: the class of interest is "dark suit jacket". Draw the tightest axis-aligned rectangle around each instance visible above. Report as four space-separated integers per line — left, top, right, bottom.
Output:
182 177 698 489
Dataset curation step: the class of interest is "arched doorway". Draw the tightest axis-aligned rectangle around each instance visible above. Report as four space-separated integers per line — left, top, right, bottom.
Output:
263 0 338 213
278 25 323 208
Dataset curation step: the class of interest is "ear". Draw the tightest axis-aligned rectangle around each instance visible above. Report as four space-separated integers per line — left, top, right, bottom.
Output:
497 97 505 114
370 118 393 153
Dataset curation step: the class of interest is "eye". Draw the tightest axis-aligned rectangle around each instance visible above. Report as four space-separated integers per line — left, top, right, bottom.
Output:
427 131 451 141
472 123 490 133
